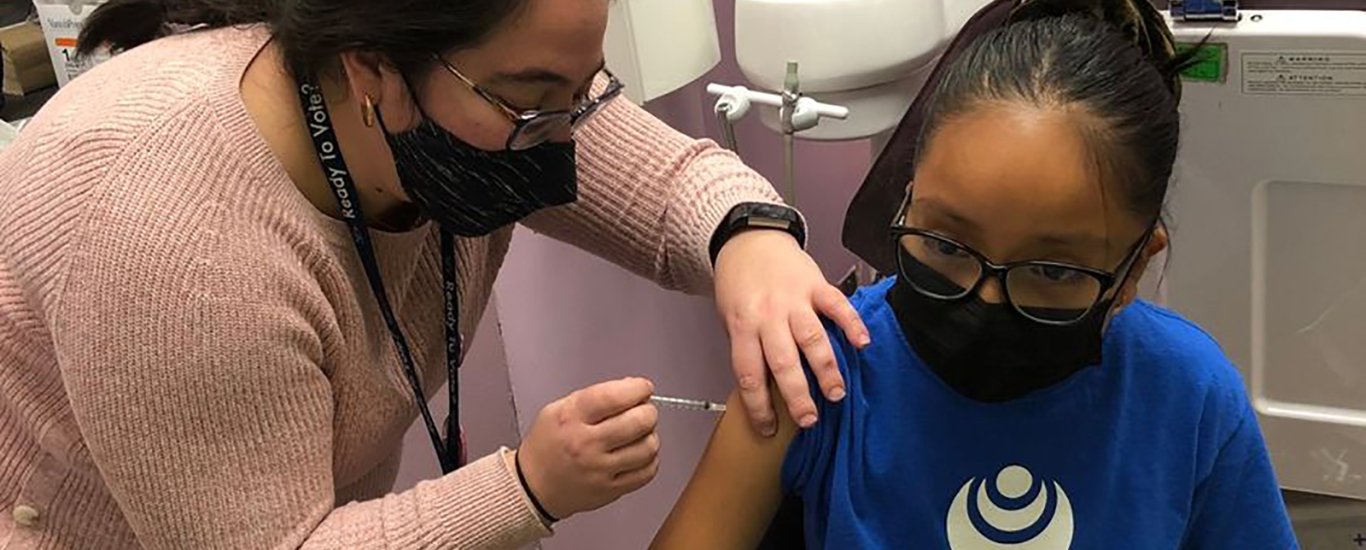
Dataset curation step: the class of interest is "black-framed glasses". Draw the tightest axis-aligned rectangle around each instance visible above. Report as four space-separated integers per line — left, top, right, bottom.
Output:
436 55 625 151
890 195 1152 325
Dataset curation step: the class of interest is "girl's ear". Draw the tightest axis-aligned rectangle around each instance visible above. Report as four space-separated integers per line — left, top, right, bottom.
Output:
1115 223 1169 310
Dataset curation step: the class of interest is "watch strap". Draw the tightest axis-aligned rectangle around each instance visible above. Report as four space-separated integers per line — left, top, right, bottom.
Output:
708 202 807 265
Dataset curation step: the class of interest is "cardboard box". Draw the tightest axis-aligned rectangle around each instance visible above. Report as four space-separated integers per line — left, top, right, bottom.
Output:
1 21 56 96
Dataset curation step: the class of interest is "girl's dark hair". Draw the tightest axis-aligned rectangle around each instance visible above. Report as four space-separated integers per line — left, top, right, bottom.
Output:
918 0 1200 221
77 0 530 81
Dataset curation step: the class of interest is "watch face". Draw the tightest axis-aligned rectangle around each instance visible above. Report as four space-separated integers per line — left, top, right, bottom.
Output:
736 204 797 224
746 217 794 231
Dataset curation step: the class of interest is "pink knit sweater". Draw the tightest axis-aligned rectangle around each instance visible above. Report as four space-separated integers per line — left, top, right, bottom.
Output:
0 26 780 549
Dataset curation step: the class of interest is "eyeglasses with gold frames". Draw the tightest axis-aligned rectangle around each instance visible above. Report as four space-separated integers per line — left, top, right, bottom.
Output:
435 55 625 151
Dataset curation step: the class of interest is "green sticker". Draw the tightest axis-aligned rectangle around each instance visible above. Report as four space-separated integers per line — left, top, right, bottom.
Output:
1177 42 1228 83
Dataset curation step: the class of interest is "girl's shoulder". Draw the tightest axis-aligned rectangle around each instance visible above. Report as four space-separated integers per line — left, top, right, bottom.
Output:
1107 301 1247 395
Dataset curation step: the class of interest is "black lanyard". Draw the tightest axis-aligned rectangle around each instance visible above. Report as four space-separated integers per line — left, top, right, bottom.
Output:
297 81 464 474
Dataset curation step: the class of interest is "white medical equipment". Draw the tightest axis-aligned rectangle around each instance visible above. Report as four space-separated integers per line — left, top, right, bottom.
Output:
721 0 995 145
708 0 998 206
602 0 722 105
709 74 851 203
1163 8 1366 502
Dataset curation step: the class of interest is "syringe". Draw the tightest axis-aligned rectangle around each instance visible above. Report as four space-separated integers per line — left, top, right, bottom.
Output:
651 395 727 413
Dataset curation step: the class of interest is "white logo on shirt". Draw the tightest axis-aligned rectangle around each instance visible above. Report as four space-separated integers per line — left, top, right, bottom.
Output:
946 464 1074 549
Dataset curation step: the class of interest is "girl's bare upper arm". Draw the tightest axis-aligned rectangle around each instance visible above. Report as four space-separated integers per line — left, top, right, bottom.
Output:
650 389 801 550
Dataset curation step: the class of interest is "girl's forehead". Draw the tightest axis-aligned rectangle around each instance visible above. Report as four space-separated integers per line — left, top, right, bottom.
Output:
911 104 1148 263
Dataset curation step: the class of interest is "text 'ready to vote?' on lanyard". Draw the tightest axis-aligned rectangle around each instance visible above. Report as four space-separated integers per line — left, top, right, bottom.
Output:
297 81 466 474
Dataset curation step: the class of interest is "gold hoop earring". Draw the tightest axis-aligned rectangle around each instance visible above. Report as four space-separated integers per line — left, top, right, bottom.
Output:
362 95 377 128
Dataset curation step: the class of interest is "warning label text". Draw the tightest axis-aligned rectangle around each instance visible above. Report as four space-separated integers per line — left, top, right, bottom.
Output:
1242 52 1366 97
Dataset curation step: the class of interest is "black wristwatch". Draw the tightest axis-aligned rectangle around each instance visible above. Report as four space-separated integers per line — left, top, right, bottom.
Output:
708 202 807 265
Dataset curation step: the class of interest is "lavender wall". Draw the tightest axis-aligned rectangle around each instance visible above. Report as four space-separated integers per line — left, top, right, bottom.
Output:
395 1 876 547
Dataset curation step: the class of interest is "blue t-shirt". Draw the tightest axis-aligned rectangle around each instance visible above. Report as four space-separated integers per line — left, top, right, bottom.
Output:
782 278 1296 549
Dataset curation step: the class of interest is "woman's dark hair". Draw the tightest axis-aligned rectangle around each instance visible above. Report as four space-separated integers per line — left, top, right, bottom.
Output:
78 0 531 81
918 0 1200 221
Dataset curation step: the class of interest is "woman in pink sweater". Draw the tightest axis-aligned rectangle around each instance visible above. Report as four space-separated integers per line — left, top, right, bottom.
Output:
0 0 869 548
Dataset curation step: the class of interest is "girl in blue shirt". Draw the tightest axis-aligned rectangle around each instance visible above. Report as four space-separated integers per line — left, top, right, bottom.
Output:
651 0 1297 548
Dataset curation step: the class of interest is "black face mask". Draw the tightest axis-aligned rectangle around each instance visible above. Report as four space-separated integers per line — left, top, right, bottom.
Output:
379 110 578 237
887 265 1115 403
